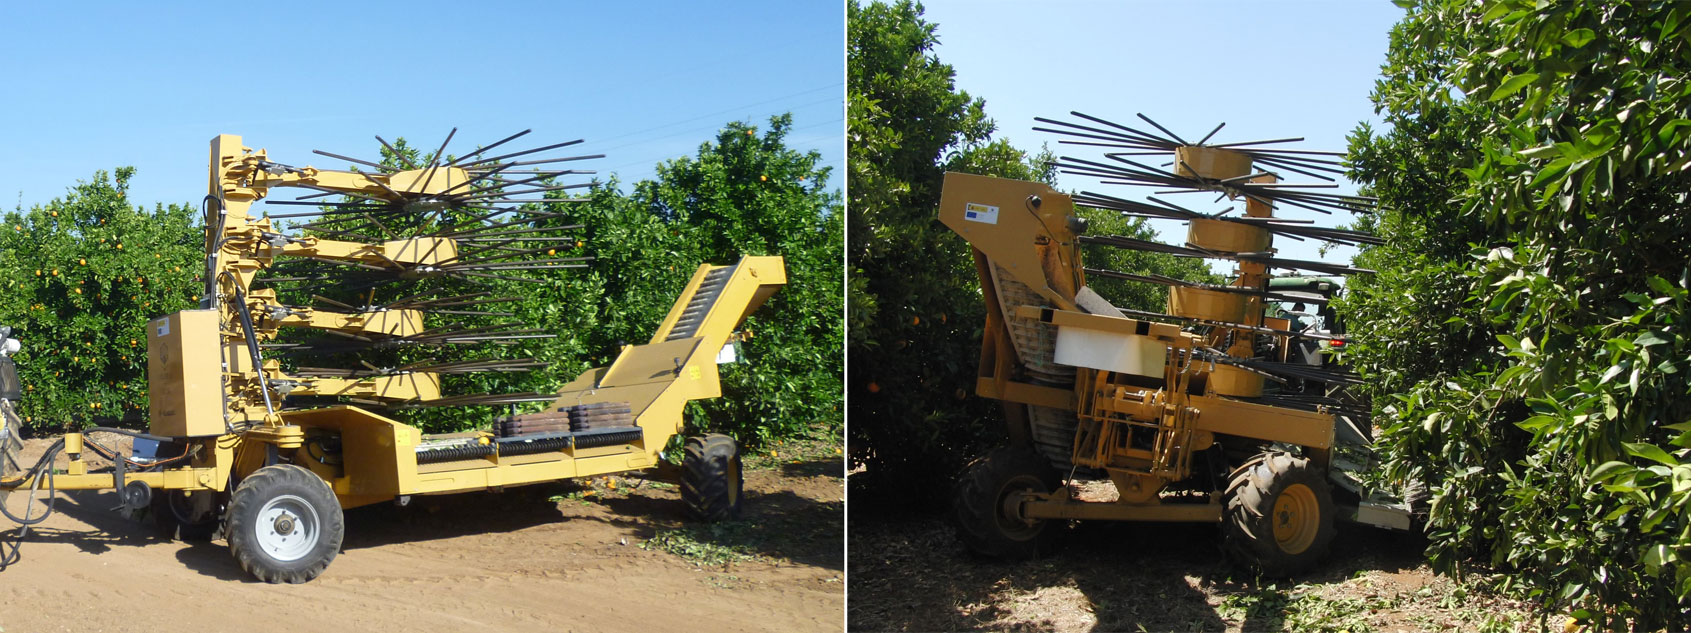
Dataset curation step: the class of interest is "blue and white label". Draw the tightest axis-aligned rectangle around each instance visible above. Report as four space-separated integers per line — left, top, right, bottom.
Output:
965 202 999 224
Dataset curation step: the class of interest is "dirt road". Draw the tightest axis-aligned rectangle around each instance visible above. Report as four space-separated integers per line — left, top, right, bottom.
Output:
1 439 845 633
848 485 1560 632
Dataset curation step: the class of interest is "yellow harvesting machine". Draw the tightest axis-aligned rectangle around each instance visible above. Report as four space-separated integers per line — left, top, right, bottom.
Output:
0 133 786 583
940 113 1415 576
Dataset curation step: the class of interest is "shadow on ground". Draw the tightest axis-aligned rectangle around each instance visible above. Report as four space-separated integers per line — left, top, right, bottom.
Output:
847 487 1427 632
29 455 844 580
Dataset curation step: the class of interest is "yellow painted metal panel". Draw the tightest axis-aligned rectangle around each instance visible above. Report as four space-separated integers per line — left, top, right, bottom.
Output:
33 468 217 492
1207 364 1265 397
1168 286 1254 322
1174 146 1253 180
1192 397 1334 449
280 308 422 337
282 406 419 501
600 338 704 388
147 310 227 437
1187 218 1272 253
299 372 441 401
381 237 458 265
408 451 646 496
937 172 1080 311
385 166 470 195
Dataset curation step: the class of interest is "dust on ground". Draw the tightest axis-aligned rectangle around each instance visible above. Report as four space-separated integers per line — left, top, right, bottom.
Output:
848 480 1565 633
1 435 845 633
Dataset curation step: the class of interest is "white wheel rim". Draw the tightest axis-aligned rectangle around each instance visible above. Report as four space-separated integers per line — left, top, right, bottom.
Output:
255 494 318 562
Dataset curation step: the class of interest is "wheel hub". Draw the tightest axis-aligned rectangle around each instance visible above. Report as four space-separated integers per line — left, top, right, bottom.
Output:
994 475 1045 538
1272 484 1320 555
255 494 319 562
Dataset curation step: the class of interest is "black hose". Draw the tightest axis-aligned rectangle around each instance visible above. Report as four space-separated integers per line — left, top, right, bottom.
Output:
201 195 226 310
85 426 174 443
0 439 63 572
0 439 61 524
218 272 276 416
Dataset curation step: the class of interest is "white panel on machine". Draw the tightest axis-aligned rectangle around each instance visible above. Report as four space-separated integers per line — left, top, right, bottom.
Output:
1053 326 1168 378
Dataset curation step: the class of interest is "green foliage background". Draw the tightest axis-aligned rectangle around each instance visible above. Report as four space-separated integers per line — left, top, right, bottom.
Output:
2 118 842 451
0 168 202 427
846 0 1210 501
1340 1 1689 629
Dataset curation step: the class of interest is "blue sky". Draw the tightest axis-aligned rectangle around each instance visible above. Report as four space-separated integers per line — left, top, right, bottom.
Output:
0 1 844 212
923 0 1408 269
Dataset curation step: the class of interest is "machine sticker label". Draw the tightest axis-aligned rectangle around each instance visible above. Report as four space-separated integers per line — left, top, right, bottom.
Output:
156 321 169 337
688 365 702 380
965 202 999 224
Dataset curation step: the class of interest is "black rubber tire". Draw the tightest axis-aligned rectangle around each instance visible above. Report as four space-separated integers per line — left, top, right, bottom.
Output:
1221 451 1335 577
150 490 218 542
953 446 1062 560
680 434 742 521
226 464 344 584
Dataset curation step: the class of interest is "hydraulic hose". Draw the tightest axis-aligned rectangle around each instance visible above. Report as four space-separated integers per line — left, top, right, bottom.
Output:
218 271 276 416
0 438 62 572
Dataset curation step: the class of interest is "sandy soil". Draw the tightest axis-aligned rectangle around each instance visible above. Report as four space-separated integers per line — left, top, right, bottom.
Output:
848 481 1562 633
1 437 845 633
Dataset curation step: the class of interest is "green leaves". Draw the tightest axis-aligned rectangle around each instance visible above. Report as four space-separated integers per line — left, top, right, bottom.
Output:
597 116 844 446
1343 0 1690 629
847 0 1026 496
1558 28 1596 48
1622 442 1676 466
1489 72 1540 101
0 169 202 430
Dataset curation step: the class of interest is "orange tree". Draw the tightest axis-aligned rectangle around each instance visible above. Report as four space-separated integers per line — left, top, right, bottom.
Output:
538 115 843 445
317 117 842 446
0 168 202 432
1340 1 1688 629
847 1 1210 501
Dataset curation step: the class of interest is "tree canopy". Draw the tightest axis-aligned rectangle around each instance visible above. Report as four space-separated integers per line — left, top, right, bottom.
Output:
0 168 202 428
3 118 841 452
847 0 1211 499
1341 1 1689 629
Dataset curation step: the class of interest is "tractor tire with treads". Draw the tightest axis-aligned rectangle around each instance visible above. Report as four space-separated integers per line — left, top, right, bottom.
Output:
953 446 1062 560
1221 451 1335 577
680 434 742 521
226 464 344 584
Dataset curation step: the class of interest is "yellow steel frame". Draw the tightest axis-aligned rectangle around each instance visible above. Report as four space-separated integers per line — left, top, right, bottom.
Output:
938 159 1337 515
4 134 788 517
